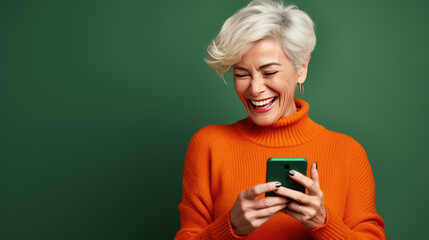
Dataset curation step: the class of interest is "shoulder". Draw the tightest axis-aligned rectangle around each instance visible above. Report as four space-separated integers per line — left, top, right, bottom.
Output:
184 123 239 166
188 123 240 145
318 128 372 178
192 124 234 137
320 128 367 156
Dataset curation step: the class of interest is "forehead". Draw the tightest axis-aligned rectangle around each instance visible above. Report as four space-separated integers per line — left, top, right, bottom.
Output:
237 38 287 67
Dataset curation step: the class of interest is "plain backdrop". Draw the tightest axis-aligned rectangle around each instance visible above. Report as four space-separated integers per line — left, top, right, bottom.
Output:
1 0 429 239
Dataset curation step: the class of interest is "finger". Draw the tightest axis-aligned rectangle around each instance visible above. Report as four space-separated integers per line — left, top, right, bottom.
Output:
310 162 320 188
287 201 306 214
243 182 281 200
275 186 311 205
282 207 303 220
252 204 287 218
252 196 288 210
288 169 313 190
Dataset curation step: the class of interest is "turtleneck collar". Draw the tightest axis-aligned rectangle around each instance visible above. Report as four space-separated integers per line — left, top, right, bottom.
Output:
235 98 324 147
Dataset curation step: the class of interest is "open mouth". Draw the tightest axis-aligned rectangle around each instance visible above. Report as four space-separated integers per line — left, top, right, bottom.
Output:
248 97 277 113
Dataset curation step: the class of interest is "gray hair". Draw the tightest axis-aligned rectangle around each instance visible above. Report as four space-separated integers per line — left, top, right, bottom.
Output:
206 0 316 78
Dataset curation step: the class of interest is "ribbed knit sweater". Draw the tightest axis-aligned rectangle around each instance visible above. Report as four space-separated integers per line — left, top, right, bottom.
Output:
175 98 386 240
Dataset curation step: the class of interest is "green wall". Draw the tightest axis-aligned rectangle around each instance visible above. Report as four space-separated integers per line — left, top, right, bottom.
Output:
1 0 428 239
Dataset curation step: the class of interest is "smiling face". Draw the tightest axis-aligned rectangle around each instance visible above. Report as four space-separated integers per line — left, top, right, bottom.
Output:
233 38 309 126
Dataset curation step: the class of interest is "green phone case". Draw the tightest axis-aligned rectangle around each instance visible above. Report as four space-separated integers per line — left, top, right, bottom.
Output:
266 158 307 197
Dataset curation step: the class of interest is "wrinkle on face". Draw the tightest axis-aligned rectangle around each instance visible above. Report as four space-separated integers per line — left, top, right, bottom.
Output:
233 38 307 126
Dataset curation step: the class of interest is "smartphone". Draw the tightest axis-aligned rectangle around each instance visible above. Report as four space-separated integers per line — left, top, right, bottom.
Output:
266 158 307 197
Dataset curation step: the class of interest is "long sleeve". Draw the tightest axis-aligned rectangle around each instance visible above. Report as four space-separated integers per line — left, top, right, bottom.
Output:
309 143 386 240
175 99 386 239
174 129 243 240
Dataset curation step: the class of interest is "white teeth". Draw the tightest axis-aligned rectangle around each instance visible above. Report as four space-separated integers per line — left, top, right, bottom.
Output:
251 97 274 106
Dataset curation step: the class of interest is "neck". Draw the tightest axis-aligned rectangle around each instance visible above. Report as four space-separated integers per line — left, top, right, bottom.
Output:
236 98 324 147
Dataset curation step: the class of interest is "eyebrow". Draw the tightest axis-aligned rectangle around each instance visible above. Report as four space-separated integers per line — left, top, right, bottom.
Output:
234 62 281 71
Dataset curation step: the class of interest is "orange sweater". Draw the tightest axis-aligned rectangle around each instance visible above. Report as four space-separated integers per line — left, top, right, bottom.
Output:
175 98 386 240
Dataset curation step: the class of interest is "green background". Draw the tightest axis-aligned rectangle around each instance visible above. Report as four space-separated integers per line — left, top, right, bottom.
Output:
1 0 428 239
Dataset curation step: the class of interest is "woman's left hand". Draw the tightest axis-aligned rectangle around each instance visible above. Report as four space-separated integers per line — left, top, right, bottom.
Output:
275 162 326 229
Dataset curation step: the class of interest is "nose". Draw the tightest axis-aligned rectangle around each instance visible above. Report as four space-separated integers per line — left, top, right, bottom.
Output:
249 76 266 96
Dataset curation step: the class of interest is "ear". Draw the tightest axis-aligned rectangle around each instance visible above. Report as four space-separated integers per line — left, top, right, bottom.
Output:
297 54 311 84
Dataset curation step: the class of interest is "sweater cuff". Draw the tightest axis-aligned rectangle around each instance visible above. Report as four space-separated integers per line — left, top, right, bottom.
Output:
309 206 347 240
206 210 246 239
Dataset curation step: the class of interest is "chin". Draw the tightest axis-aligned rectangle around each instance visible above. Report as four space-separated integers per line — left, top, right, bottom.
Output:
249 115 278 126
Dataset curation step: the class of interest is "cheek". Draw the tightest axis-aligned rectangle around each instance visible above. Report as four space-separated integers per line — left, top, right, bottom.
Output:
267 80 292 98
277 77 297 98
233 80 248 97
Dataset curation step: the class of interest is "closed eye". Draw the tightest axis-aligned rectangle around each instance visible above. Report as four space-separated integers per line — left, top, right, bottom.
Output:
234 74 250 77
263 71 278 76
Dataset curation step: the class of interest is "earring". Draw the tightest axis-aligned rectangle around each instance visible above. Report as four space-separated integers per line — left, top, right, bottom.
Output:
299 83 304 95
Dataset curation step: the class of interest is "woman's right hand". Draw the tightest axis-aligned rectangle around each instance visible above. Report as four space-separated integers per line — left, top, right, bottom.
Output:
229 182 288 236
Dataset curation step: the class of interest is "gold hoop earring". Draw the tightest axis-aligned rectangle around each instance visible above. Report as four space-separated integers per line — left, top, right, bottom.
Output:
299 83 304 96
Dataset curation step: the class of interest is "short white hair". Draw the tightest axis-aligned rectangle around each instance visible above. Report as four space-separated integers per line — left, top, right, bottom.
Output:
206 0 316 78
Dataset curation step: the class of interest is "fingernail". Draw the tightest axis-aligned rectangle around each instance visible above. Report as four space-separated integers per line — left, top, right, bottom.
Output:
288 170 295 176
315 162 318 169
275 182 282 188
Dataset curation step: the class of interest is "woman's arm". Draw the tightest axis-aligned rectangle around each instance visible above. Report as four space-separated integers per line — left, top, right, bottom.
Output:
175 129 289 239
276 144 386 239
174 129 243 240
309 144 386 240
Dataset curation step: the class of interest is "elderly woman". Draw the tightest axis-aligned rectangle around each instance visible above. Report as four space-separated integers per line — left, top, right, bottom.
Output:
175 0 386 239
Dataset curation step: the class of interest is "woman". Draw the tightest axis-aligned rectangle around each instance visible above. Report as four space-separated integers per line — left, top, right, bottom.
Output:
175 0 386 239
